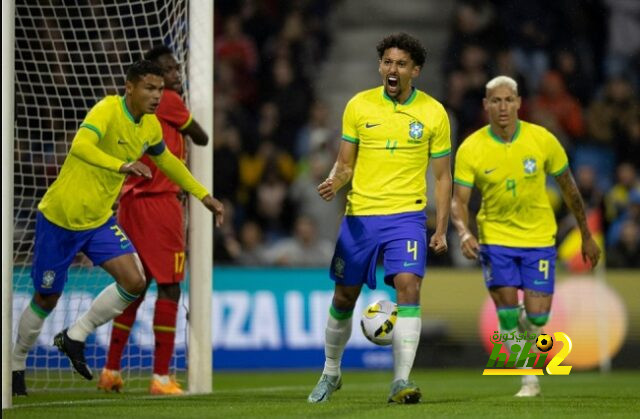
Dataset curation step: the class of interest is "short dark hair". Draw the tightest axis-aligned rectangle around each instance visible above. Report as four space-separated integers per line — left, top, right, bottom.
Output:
376 33 426 67
144 44 174 63
126 60 164 83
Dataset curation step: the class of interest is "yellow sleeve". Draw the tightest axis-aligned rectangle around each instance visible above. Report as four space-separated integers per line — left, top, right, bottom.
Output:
430 106 452 158
453 141 475 188
69 125 124 172
341 97 359 144
78 97 111 141
150 148 210 200
544 130 569 176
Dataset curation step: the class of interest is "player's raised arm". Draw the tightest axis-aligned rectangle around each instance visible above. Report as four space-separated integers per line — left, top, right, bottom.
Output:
317 139 357 201
148 144 224 226
554 169 601 267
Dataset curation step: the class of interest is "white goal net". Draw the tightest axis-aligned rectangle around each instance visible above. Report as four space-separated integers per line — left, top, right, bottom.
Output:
13 0 192 391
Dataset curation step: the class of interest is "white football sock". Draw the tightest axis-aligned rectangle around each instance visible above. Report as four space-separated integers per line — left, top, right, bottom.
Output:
12 302 48 371
68 283 138 342
322 309 352 377
393 316 421 381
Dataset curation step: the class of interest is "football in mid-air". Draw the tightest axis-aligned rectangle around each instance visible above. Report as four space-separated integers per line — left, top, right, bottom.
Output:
360 300 397 346
536 333 554 352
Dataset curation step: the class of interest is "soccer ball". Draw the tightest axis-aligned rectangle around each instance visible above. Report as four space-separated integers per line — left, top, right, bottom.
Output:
360 300 397 346
536 334 554 352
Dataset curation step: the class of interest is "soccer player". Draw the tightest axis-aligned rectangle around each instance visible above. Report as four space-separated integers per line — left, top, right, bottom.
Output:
96 45 208 395
451 75 601 397
307 33 452 404
11 60 224 396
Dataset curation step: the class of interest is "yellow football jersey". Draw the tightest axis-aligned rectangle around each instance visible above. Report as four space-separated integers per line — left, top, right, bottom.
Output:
454 121 569 247
342 86 451 216
39 95 163 230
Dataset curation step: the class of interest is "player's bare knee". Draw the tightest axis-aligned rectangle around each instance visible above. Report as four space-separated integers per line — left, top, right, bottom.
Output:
34 292 61 311
332 293 357 311
394 281 420 305
119 272 146 295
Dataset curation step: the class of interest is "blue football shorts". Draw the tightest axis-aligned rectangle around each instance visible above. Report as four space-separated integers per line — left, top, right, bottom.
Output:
329 210 427 289
479 244 557 294
31 212 136 294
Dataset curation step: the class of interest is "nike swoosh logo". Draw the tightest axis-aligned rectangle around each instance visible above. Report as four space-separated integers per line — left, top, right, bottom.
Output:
484 168 497 174
120 242 131 249
403 262 419 267
365 123 381 128
533 280 547 285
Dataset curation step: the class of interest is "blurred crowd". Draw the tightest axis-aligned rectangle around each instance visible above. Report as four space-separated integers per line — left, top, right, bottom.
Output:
213 0 340 267
213 0 640 268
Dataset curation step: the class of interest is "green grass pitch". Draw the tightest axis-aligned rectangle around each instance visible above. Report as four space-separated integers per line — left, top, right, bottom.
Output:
6 369 640 418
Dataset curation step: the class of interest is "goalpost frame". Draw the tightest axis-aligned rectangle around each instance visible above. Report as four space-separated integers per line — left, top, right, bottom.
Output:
187 0 214 395
2 0 15 410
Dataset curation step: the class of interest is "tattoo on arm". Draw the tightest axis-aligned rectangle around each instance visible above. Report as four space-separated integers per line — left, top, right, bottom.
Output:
555 170 591 238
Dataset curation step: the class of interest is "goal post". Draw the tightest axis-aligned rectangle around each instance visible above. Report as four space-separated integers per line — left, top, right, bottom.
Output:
187 0 214 395
6 0 213 397
3 0 15 409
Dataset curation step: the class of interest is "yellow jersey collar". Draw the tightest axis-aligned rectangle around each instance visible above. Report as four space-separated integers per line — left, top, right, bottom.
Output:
382 86 417 107
121 95 141 124
488 120 521 144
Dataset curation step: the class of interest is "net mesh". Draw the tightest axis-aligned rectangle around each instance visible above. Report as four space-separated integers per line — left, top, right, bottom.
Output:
13 0 191 391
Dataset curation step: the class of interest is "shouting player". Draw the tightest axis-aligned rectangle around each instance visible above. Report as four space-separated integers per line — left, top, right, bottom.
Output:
308 33 452 404
11 60 223 396
451 75 600 397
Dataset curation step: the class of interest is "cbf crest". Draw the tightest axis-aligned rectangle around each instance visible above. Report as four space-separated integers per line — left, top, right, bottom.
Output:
409 121 424 140
42 270 56 289
523 157 537 175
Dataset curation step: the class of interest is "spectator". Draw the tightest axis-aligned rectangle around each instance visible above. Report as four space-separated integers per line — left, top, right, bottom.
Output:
586 77 639 147
605 163 640 223
530 71 585 141
607 189 640 245
290 151 343 242
263 215 333 266
295 99 338 161
607 220 640 268
235 220 269 266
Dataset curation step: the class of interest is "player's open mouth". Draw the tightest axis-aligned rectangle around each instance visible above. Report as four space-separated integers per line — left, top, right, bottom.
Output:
387 76 398 88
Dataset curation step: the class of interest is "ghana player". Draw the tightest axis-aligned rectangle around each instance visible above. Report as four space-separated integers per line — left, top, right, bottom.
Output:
451 75 600 397
11 60 223 396
308 33 452 404
98 45 208 395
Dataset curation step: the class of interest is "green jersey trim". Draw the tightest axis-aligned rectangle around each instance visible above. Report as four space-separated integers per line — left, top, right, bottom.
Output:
431 148 451 158
551 163 569 177
120 95 140 124
488 120 521 144
79 123 103 141
454 178 473 188
342 134 359 144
